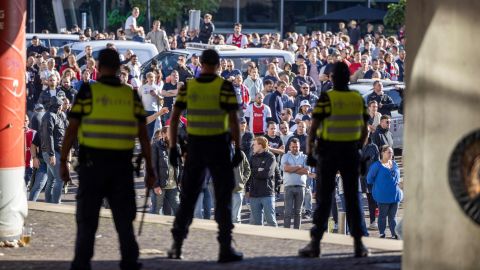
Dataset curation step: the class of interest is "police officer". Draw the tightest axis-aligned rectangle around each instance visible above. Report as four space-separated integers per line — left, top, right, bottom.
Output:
167 49 243 263
60 48 155 270
298 62 369 258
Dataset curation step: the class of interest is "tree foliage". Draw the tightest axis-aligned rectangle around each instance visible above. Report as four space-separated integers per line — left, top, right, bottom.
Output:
129 0 221 26
384 0 406 29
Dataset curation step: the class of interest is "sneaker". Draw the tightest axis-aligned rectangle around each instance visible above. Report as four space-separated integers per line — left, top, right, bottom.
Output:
368 221 378 230
391 234 399 240
379 234 386 238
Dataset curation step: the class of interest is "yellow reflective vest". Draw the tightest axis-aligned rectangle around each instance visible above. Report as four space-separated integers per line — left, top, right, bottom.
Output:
186 77 229 136
320 89 365 142
78 83 138 150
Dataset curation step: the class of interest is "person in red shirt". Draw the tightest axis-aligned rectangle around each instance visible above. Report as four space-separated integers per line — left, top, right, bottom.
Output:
349 51 362 75
24 115 36 187
245 92 272 136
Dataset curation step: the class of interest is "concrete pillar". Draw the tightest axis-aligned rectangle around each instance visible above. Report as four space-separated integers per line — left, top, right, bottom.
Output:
0 1 28 241
403 1 480 269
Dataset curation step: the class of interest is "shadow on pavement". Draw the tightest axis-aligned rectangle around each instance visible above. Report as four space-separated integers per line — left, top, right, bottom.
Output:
0 255 401 270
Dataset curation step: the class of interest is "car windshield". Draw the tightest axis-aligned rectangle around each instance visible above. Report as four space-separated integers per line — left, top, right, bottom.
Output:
141 51 188 79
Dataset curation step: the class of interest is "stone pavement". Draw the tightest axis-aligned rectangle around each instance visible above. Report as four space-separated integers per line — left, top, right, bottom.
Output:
0 204 401 270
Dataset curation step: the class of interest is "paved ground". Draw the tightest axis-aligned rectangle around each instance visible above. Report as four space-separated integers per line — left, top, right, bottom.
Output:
0 210 401 270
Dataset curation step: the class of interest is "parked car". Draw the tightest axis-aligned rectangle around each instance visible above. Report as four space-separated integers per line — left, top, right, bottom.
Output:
26 33 79 48
70 40 159 68
140 43 295 79
349 79 405 150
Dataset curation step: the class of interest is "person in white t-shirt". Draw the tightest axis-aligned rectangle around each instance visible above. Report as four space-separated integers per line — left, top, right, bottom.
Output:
138 72 162 139
124 7 144 39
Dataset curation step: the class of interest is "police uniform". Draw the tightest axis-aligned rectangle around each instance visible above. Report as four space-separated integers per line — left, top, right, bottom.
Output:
68 76 146 270
170 73 239 256
306 88 369 253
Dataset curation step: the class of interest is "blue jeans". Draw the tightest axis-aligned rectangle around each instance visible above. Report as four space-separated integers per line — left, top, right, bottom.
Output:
378 203 399 236
194 186 212 219
303 184 313 212
231 192 244 223
249 196 277 227
42 151 63 203
28 161 48 201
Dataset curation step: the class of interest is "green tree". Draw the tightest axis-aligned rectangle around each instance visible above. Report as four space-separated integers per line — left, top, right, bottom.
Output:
129 0 221 30
384 0 406 29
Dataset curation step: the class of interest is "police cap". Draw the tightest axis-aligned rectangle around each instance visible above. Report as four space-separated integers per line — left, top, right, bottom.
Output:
200 49 220 66
98 48 121 71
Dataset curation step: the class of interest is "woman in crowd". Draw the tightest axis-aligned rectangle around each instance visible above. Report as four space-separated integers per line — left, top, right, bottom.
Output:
367 145 403 239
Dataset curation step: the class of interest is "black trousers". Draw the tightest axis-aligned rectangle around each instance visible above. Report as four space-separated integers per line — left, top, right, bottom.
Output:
71 150 140 270
172 134 235 246
311 141 363 240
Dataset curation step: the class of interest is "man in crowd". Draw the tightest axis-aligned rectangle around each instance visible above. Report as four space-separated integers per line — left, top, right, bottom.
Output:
366 81 395 116
40 96 66 204
267 80 285 124
292 63 317 94
38 75 66 107
138 72 162 139
221 60 241 80
27 36 49 56
371 115 394 150
281 138 309 229
187 54 202 78
244 92 271 136
124 7 144 40
239 117 254 160
199 14 215 44
350 57 371 83
244 68 263 99
174 55 194 83
286 120 308 153
226 23 248 48
162 70 180 123
146 20 170 53
293 83 318 116
281 108 296 128
231 146 250 223
246 136 278 227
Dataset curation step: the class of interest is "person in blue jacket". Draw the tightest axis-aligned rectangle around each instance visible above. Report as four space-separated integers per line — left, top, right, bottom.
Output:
367 145 403 239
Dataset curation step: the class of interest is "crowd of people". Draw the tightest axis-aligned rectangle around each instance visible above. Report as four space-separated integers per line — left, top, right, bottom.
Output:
23 6 405 238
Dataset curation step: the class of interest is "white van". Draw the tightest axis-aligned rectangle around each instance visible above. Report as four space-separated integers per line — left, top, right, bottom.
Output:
26 33 79 48
70 40 159 68
140 43 295 79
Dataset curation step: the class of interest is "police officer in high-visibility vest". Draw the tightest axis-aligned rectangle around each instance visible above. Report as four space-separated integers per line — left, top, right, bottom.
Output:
167 49 244 263
299 62 369 258
60 48 155 270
